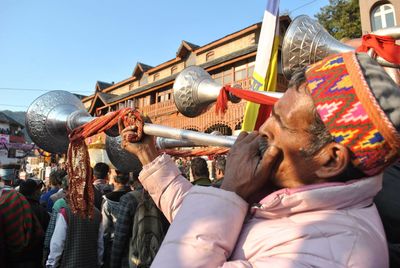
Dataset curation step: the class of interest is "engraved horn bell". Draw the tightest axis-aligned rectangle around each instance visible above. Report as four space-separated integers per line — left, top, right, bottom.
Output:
173 66 241 118
282 15 400 79
26 90 142 173
282 15 354 79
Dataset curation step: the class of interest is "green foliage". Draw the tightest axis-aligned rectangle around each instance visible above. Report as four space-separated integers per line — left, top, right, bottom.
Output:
315 0 362 40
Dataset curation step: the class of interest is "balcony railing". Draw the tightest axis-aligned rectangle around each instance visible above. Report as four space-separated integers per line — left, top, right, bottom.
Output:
140 99 176 118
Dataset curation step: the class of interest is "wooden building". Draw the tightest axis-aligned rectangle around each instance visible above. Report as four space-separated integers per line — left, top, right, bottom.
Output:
82 16 291 135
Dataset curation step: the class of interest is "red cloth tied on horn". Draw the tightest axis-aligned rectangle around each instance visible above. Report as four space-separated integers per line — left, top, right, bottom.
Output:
356 34 400 65
215 85 279 115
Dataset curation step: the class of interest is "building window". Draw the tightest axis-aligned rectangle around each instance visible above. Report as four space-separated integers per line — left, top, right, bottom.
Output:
206 51 215 62
157 90 172 103
212 68 233 86
171 66 178 75
127 99 134 108
371 3 396 31
232 62 254 89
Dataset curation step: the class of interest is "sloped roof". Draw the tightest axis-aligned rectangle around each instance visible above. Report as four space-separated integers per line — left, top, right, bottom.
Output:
182 40 200 50
88 92 118 114
132 62 154 77
96 81 113 91
0 112 23 128
98 92 118 104
176 40 200 58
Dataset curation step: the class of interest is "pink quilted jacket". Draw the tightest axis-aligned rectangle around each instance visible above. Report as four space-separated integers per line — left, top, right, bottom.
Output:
139 154 388 268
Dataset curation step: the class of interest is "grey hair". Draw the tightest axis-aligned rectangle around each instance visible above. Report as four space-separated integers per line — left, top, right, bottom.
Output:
288 69 333 158
289 68 366 181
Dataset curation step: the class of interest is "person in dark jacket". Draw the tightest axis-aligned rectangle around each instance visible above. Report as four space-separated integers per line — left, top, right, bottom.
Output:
212 156 226 188
101 171 131 268
110 175 142 268
190 157 211 186
93 162 113 210
20 178 50 231
375 161 400 267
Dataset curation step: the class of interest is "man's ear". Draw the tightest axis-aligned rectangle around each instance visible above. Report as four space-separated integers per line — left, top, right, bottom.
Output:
314 143 350 179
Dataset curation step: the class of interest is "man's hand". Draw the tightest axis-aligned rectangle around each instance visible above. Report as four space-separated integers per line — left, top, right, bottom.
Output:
120 127 158 165
221 131 281 205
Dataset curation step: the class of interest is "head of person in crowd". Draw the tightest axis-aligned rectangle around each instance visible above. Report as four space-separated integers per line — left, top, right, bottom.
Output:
191 157 209 179
49 170 63 189
93 162 110 181
19 178 43 200
214 156 226 181
190 157 211 186
110 170 130 189
0 169 14 187
243 52 400 200
58 159 66 171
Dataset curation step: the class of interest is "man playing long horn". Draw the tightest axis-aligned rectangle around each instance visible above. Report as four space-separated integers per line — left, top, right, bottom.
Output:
121 51 399 267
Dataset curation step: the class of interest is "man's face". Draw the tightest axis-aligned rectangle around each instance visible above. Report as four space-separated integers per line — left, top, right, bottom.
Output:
259 84 321 188
109 169 117 184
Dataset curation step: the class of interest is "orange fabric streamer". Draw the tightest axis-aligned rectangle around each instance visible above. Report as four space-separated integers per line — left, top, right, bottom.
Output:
356 34 400 65
215 85 279 115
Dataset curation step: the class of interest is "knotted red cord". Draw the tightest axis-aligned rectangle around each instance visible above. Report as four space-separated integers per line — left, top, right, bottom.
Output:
356 34 400 65
215 85 279 115
67 108 143 218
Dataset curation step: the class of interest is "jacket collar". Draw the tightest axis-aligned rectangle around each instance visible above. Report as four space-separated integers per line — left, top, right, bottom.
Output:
254 174 383 219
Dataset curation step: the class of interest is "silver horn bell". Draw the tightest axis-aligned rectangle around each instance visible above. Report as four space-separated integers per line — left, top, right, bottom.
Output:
282 15 400 80
282 15 354 79
173 66 241 118
25 90 142 173
173 66 283 117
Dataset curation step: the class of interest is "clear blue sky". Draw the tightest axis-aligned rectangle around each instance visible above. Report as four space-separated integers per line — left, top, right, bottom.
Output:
0 0 329 112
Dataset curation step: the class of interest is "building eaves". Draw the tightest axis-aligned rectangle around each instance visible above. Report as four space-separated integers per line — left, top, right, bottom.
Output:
98 92 118 104
132 62 154 77
109 45 257 104
184 41 200 50
199 45 257 70
97 81 113 91
176 40 199 58
108 73 179 103
195 22 261 54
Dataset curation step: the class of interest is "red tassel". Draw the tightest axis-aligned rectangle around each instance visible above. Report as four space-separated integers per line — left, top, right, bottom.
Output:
215 87 229 115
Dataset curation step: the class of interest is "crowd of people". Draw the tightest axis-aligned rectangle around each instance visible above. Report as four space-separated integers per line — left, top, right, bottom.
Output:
0 155 226 268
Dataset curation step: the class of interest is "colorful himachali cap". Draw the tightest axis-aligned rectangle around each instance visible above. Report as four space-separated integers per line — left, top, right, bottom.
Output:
305 52 400 176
